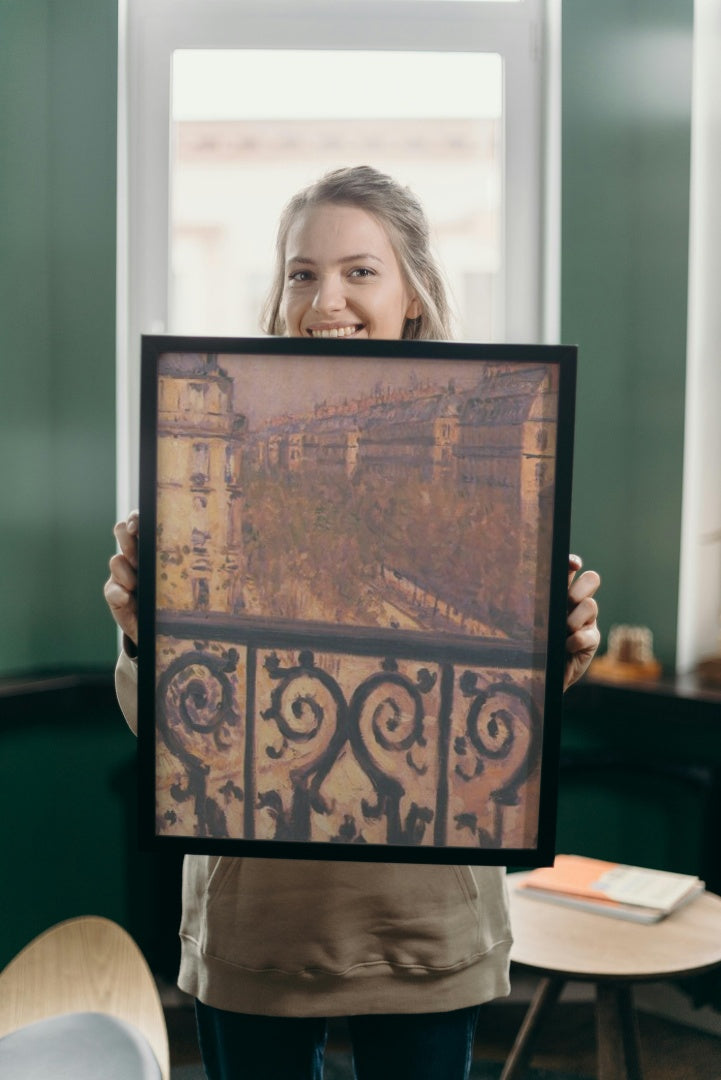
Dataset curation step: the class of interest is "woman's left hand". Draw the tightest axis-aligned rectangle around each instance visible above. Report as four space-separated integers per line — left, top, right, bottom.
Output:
564 554 601 691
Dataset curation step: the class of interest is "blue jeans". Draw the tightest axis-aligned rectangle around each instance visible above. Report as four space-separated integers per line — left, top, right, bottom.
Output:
195 1000 481 1080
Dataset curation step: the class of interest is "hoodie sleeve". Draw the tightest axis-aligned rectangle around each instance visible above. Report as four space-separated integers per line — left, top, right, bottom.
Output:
115 648 139 736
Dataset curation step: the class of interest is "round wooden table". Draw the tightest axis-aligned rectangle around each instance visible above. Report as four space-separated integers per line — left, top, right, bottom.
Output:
502 873 721 1080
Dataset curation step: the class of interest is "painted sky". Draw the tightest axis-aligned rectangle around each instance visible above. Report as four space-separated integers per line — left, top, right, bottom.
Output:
220 352 501 430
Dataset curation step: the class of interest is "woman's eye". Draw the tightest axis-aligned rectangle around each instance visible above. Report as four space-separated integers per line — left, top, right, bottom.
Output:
288 269 313 283
349 267 375 279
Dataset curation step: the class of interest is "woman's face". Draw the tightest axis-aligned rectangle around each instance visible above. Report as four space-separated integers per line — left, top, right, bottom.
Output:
280 203 421 340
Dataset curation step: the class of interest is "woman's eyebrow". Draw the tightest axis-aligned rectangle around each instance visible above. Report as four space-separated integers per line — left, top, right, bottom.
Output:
286 253 384 266
339 253 384 264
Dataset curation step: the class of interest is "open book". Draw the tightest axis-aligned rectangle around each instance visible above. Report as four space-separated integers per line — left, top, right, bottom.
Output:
515 854 705 923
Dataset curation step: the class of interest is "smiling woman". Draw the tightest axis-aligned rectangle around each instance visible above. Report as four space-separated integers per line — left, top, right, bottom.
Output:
263 167 452 342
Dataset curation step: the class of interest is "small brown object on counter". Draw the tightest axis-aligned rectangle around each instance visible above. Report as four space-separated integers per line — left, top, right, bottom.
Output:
591 624 662 683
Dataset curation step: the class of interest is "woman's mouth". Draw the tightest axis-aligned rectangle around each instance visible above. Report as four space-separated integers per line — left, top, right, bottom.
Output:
307 324 364 339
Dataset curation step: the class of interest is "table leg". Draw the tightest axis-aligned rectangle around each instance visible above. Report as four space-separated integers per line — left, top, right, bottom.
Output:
499 976 565 1080
596 982 643 1080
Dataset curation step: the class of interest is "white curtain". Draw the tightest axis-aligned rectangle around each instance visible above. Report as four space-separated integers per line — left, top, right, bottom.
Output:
677 0 721 672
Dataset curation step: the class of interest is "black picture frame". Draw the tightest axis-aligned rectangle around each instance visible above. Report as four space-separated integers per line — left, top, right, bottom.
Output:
138 335 576 865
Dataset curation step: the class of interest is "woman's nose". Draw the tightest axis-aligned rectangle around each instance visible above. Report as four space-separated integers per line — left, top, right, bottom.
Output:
312 274 345 314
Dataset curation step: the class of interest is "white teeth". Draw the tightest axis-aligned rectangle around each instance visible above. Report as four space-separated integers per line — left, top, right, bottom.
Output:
310 325 359 338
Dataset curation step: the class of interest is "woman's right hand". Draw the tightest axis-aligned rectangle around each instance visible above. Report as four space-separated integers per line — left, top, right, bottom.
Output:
104 510 139 647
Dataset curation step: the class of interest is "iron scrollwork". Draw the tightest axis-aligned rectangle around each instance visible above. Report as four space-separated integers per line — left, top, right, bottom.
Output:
156 644 542 849
453 672 541 847
259 653 437 845
348 659 437 845
259 649 348 840
156 648 243 836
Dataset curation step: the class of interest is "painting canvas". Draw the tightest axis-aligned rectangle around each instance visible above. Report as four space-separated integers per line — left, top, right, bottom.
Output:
138 336 576 864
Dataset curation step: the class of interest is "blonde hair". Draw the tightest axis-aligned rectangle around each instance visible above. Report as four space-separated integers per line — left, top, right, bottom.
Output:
262 165 453 341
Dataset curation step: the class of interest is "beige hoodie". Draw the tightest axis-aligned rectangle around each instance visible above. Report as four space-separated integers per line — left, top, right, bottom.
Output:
116 650 512 1016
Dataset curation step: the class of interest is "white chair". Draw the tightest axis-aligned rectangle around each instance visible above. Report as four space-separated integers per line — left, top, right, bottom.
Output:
0 915 170 1079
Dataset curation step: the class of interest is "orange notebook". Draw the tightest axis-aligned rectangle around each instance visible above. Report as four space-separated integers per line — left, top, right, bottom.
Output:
516 854 704 923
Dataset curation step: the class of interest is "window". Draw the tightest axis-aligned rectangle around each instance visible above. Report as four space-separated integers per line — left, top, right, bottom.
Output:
191 443 209 487
118 0 557 510
170 49 503 343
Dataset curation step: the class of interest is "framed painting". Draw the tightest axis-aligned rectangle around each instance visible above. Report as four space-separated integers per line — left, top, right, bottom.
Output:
137 336 576 865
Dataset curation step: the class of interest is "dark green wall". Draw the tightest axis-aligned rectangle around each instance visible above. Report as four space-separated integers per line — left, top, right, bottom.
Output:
0 682 182 974
0 0 118 676
562 0 693 669
0 0 128 968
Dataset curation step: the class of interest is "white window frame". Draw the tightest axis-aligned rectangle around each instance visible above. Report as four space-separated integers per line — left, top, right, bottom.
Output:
676 0 721 674
117 0 558 512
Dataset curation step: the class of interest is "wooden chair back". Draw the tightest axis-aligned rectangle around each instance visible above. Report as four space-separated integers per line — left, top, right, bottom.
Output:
0 915 169 1080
